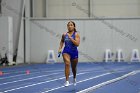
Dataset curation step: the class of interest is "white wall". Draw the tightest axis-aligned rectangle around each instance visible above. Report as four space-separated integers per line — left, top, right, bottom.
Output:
29 19 140 63
32 0 140 18
0 17 9 57
0 17 13 63
46 0 89 18
90 0 140 17
1 0 24 52
26 0 140 63
1 0 140 63
33 0 46 17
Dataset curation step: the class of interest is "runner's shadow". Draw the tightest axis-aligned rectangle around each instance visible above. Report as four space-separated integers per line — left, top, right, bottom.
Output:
61 86 79 93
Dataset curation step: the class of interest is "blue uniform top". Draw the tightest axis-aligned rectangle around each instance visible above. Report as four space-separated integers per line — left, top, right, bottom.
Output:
63 31 78 52
62 31 78 60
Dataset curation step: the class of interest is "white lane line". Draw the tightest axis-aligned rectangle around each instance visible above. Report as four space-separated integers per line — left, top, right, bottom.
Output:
0 67 103 80
1 66 63 74
0 70 63 80
0 64 132 80
79 65 136 73
0 72 61 86
77 70 140 93
41 72 111 93
3 72 89 93
0 68 104 86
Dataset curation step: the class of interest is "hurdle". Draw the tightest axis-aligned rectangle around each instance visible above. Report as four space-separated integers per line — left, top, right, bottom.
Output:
115 49 124 62
46 50 56 63
131 49 140 62
103 49 112 62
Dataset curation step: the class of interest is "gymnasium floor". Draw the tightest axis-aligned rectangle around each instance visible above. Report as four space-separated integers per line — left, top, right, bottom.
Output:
0 62 140 93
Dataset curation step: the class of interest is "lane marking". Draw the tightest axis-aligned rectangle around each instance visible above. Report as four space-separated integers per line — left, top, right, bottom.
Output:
2 72 89 93
0 72 61 86
41 72 111 93
77 70 140 93
0 70 63 80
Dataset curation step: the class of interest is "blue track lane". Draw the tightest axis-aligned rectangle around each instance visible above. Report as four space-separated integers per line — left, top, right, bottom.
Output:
0 62 140 93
